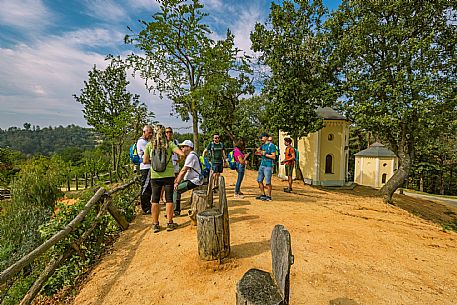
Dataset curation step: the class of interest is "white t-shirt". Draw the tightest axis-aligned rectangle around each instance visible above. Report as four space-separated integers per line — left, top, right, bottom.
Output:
136 137 150 170
184 152 203 185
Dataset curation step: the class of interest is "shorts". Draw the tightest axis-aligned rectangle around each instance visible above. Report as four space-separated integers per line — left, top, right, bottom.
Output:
150 177 174 203
285 164 294 177
212 162 223 173
257 165 273 185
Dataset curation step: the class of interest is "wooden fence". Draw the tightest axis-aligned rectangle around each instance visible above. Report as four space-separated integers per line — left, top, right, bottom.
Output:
0 177 138 305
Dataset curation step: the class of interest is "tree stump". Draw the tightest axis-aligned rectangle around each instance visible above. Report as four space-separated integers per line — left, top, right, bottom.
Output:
196 209 230 260
236 225 294 305
188 173 215 225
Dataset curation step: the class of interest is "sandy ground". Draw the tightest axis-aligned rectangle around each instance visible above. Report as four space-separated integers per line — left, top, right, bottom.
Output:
73 170 457 305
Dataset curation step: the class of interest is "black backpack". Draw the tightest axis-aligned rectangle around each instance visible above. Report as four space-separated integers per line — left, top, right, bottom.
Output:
150 147 171 172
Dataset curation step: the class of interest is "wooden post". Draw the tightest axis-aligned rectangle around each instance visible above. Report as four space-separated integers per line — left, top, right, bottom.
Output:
196 176 230 261
196 209 230 261
91 171 94 187
85 172 88 189
67 175 71 191
236 225 294 305
106 197 129 230
75 174 78 191
188 173 215 225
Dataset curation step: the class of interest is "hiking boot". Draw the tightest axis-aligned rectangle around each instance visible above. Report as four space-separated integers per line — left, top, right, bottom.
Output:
167 222 178 231
256 195 267 200
283 187 292 193
263 196 272 201
152 223 160 233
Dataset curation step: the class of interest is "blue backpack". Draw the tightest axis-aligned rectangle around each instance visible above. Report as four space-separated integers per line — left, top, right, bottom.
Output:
199 155 211 178
227 150 237 170
129 143 142 165
294 147 299 163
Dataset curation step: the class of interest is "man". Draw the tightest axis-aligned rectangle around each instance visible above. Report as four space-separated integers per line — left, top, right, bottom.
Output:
173 140 203 215
203 133 226 190
255 132 276 201
268 136 280 174
281 137 296 193
137 125 153 214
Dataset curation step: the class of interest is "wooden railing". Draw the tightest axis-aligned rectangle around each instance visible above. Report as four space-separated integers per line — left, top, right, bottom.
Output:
0 177 138 305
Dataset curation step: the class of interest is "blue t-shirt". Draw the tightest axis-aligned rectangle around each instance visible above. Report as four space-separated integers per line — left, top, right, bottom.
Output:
260 142 276 167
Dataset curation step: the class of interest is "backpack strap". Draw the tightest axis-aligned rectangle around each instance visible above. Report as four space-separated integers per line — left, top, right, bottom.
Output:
189 151 203 176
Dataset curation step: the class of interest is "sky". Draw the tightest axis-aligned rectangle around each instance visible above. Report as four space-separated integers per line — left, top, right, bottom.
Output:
0 0 341 131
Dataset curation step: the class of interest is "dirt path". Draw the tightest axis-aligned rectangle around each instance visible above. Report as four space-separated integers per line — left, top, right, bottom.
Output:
73 170 457 305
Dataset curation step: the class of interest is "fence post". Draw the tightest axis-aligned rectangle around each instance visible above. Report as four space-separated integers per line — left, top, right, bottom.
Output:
75 174 78 191
84 173 88 189
67 176 70 192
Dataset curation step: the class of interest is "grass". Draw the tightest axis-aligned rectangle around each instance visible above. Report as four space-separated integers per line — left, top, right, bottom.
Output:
404 189 457 200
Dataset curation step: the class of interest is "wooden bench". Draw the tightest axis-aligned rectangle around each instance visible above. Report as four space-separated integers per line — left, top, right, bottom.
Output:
236 225 294 305
196 176 230 260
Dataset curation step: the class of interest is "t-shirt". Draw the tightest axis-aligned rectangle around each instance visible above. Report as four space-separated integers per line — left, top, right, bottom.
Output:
260 142 276 168
136 137 150 170
207 142 224 163
284 146 295 166
144 141 179 179
233 147 244 164
184 152 203 186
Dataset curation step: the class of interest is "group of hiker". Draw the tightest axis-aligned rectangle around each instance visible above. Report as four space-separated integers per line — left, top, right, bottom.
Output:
135 124 296 233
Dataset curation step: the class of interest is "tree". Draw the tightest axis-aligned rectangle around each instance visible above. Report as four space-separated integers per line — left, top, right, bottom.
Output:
251 0 336 178
74 59 153 174
125 0 212 152
327 0 456 203
197 30 254 145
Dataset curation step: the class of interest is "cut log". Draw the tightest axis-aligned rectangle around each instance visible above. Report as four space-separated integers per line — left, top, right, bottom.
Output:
236 225 294 305
196 208 230 260
188 173 215 225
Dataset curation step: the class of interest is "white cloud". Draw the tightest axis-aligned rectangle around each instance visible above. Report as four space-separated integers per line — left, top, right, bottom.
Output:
128 0 160 10
0 0 52 31
232 5 264 56
60 28 125 47
203 0 223 10
0 30 189 129
84 0 127 22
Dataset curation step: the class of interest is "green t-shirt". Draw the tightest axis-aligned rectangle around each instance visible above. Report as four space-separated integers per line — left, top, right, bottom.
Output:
145 141 179 179
207 142 224 163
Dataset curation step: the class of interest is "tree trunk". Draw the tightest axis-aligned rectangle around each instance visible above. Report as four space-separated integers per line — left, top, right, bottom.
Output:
420 174 424 192
111 142 116 172
191 105 199 152
380 132 413 203
440 171 445 195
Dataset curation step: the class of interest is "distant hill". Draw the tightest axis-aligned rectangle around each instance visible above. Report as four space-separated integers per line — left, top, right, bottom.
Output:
0 124 98 156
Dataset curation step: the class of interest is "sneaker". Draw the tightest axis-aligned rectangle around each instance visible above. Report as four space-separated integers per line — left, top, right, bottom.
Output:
283 188 292 193
142 210 151 215
263 196 272 201
234 193 244 199
167 222 178 231
174 211 181 217
238 191 244 195
152 223 160 233
256 195 267 200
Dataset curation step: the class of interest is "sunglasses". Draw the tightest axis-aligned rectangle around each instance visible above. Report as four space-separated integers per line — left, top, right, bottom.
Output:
166 131 173 134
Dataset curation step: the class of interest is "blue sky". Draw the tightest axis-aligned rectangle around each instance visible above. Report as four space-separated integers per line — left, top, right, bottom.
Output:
0 0 341 131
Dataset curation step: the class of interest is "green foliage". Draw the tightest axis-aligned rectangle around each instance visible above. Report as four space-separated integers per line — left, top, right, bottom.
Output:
251 0 335 140
326 0 456 200
0 125 97 157
197 30 254 145
74 58 154 173
0 147 23 187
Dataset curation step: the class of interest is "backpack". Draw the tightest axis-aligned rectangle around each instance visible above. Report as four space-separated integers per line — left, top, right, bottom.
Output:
129 143 142 165
150 147 171 172
227 150 237 170
275 145 280 164
199 155 211 178
294 147 299 163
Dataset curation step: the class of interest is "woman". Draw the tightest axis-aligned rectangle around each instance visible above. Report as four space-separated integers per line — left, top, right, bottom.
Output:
233 139 250 199
143 125 184 233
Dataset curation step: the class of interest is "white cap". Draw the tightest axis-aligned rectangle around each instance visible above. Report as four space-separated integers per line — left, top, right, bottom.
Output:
178 140 194 148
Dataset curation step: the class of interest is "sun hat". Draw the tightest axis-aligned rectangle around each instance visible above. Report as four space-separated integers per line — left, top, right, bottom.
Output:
178 140 194 148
